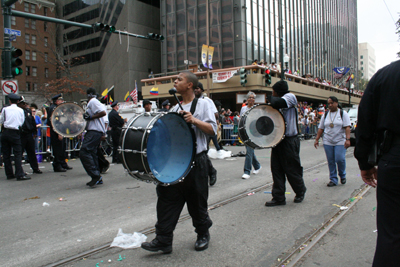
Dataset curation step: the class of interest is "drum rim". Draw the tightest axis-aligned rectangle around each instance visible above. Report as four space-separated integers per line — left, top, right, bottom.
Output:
238 104 287 149
51 102 87 138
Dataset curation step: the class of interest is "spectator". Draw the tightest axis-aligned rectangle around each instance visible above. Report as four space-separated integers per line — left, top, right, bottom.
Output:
252 59 258 73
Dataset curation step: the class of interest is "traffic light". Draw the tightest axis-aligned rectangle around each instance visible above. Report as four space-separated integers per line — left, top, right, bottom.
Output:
265 69 272 86
148 33 164 41
93 23 116 33
239 67 247 86
11 47 23 77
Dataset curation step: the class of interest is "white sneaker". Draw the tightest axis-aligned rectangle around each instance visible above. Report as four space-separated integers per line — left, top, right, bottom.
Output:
242 174 250 179
253 166 262 174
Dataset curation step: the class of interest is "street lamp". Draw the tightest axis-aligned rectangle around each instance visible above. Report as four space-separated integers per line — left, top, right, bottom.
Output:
284 54 290 73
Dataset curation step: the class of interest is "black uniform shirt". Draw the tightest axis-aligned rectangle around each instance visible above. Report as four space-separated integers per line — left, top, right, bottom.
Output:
46 104 57 129
354 59 400 170
108 109 124 129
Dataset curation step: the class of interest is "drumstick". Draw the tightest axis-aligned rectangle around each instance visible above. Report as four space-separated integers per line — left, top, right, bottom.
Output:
169 88 184 111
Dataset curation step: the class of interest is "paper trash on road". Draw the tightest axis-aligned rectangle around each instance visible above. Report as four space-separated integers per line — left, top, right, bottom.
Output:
42 202 50 207
110 228 147 249
208 148 232 159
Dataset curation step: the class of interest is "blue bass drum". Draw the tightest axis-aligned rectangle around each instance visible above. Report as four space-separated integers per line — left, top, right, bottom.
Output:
120 112 196 186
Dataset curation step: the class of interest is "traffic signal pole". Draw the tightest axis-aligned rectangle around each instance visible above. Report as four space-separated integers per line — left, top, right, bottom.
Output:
2 0 16 79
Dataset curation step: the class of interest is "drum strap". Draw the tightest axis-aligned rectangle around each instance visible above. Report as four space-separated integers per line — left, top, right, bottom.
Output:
190 97 198 115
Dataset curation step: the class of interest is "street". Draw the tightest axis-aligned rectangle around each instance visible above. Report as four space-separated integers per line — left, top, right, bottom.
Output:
0 140 377 267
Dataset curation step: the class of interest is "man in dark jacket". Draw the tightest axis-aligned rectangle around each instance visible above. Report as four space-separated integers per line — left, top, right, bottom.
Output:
108 101 126 163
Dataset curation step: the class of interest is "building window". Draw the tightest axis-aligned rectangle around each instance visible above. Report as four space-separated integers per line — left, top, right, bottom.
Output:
44 22 48 31
32 35 36 45
45 68 49 78
26 66 30 76
32 51 37 61
25 19 29 28
360 55 363 59
361 67 363 70
32 67 37 77
44 52 48 62
44 37 48 47
31 4 36 14
25 34 30 44
24 3 29 12
31 20 36 29
33 83 38 91
26 82 31 91
44 7 47 16
25 50 30 60
11 16 16 26
361 61 363 65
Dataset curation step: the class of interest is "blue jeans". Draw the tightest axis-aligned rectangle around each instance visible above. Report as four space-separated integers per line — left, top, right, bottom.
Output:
244 146 261 175
323 144 346 184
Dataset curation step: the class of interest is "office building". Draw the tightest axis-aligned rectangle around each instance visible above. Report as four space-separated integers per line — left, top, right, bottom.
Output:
358 42 376 80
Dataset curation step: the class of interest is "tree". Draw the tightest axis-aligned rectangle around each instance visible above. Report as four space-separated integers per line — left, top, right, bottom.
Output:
397 15 400 58
357 70 369 91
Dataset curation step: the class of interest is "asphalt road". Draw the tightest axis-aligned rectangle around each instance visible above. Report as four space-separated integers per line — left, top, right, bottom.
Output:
0 140 378 267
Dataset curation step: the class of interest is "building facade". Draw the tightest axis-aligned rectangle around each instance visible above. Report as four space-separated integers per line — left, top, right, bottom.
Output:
0 0 57 105
56 0 161 102
161 0 358 81
358 42 376 80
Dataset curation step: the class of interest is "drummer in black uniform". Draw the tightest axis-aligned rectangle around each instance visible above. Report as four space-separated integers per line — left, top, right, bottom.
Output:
265 80 306 206
47 94 72 172
0 93 30 180
108 101 126 163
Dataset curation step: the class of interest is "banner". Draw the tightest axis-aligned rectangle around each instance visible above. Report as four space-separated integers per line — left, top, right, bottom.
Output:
202 45 208 68
212 70 238 83
207 46 214 70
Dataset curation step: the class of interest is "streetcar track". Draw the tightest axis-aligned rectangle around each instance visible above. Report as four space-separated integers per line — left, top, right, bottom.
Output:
47 149 355 267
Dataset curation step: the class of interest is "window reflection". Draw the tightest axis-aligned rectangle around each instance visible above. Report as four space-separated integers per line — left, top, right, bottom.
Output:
210 27 220 44
221 24 233 43
221 0 232 24
210 2 220 26
187 8 196 31
176 11 186 34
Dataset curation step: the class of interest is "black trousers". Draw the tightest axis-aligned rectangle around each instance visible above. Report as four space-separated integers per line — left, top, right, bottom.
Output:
271 136 306 202
21 133 39 171
155 152 212 245
373 145 400 266
80 130 102 179
1 129 24 178
111 129 121 163
97 146 109 170
50 129 66 170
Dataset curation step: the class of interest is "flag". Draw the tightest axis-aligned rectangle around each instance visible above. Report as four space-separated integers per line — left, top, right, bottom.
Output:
130 81 138 104
101 88 108 98
333 67 350 75
150 87 159 95
346 73 354 82
124 91 130 101
109 96 113 104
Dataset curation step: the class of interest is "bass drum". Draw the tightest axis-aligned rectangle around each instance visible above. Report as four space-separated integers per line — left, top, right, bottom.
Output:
51 102 86 138
238 104 286 149
120 112 196 186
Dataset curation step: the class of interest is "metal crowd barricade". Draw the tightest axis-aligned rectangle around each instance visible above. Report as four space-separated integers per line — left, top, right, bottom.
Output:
220 124 237 144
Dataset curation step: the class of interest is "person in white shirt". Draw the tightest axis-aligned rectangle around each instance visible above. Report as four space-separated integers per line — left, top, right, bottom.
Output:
0 93 30 180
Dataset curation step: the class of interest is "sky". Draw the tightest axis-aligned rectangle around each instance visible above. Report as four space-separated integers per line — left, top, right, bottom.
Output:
358 0 400 71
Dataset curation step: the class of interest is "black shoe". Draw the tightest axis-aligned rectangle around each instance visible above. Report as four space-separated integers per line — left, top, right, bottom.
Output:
141 239 172 254
54 168 67 172
327 181 337 187
86 176 101 188
96 177 103 185
294 188 307 203
33 169 43 174
265 199 286 207
62 165 73 170
341 178 347 184
209 171 217 186
195 234 210 251
17 176 31 181
7 175 16 180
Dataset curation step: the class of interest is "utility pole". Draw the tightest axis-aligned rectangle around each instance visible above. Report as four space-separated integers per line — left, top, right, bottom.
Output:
278 0 284 80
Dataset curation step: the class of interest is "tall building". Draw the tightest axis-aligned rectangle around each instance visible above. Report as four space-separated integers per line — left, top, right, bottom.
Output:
161 0 358 80
56 0 161 101
358 42 376 80
0 0 57 105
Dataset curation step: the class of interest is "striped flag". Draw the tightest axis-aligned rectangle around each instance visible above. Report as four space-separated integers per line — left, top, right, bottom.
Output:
130 81 138 104
124 91 130 101
150 87 158 95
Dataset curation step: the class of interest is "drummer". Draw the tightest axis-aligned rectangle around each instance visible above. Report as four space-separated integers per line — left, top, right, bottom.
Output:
141 71 217 253
265 80 306 206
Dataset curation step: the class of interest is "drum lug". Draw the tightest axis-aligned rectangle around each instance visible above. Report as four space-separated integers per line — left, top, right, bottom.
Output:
130 126 144 131
139 172 144 175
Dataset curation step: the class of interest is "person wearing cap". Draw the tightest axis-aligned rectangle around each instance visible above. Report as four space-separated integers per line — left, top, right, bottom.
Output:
194 82 218 186
143 100 152 112
265 80 306 206
158 100 171 112
47 93 72 172
17 97 42 175
108 101 126 163
0 93 30 180
81 87 107 187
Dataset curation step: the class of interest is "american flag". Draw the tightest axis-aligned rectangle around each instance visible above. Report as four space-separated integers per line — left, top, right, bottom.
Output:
130 81 138 104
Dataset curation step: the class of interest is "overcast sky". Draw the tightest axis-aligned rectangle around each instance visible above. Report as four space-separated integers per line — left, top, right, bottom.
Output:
358 0 400 71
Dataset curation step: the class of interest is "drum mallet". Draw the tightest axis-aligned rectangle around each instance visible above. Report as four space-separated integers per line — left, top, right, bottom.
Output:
169 88 184 111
